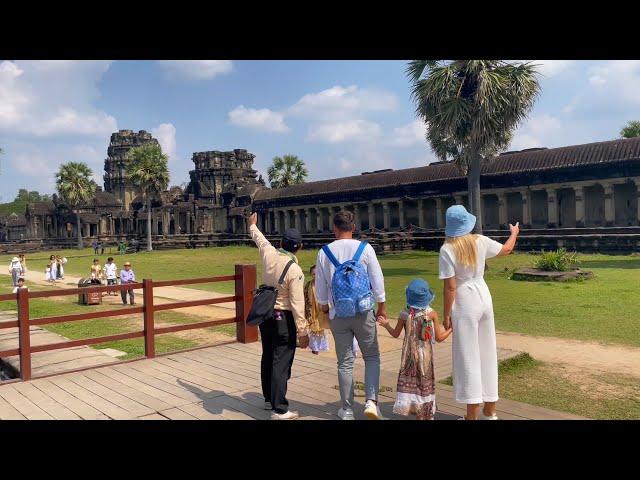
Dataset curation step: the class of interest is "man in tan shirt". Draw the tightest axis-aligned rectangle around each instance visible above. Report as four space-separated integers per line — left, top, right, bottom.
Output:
248 213 308 420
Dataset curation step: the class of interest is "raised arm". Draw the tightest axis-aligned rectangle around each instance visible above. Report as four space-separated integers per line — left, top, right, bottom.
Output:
247 213 277 258
498 222 520 256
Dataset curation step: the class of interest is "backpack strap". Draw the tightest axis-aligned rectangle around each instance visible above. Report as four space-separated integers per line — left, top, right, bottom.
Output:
277 260 295 285
322 245 341 268
352 241 368 263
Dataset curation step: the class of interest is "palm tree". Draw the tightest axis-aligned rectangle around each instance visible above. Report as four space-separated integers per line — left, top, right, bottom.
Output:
407 60 540 233
55 162 97 249
620 120 640 139
125 143 170 251
267 155 308 189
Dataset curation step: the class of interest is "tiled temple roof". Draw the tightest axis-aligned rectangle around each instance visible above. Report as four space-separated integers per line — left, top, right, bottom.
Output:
255 137 640 201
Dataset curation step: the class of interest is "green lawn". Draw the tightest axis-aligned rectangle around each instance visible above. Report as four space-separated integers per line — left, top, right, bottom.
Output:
442 353 640 420
3 246 640 346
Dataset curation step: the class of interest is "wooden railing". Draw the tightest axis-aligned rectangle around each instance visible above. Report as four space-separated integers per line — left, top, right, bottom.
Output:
0 264 257 381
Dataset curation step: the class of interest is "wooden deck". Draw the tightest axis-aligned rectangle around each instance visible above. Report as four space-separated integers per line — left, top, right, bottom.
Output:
0 340 585 420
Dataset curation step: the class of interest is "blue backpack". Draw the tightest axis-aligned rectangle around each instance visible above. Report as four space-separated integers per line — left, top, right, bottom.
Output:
322 241 374 318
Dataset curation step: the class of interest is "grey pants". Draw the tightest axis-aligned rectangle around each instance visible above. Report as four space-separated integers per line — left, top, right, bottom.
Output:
11 269 21 286
330 310 380 410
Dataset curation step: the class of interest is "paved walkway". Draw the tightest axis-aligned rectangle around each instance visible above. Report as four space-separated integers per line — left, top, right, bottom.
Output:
0 341 584 420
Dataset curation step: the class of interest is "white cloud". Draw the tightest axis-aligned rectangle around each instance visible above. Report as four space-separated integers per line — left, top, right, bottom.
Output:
152 123 177 161
510 114 563 151
306 119 381 144
0 60 116 138
228 105 290 134
340 158 352 171
389 119 426 147
527 60 574 78
157 60 233 81
288 85 397 120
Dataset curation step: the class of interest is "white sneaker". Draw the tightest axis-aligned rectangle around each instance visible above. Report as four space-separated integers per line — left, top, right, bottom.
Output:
337 408 355 420
479 411 499 420
264 401 272 410
364 400 382 420
270 410 299 420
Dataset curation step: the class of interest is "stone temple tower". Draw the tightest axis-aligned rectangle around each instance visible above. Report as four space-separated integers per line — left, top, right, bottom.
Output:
103 130 160 210
185 149 260 206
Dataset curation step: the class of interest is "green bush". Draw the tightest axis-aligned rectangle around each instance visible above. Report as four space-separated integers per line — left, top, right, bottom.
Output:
534 248 579 272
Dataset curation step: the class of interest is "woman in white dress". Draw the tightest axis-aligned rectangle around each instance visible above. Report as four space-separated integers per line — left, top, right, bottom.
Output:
438 205 519 420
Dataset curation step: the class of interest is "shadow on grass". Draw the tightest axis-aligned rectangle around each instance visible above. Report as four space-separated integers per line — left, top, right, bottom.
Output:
578 260 640 269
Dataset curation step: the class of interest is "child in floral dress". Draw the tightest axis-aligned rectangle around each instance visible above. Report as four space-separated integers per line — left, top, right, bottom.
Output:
378 279 452 420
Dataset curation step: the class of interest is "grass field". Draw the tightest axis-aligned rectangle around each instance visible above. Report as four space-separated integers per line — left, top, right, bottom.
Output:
442 354 640 420
5 245 639 347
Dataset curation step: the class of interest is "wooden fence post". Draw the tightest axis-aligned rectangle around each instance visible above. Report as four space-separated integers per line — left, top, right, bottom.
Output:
143 279 155 358
235 264 258 343
17 287 31 381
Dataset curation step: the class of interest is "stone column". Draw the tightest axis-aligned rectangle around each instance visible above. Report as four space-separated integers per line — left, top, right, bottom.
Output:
603 183 615 226
417 200 425 228
304 208 312 233
283 210 290 230
274 211 281 233
186 212 192 234
497 192 508 229
368 203 376 230
520 190 531 227
398 201 406 229
546 188 558 228
435 198 444 229
353 205 362 230
635 179 640 226
382 202 391 230
294 209 302 232
574 186 585 228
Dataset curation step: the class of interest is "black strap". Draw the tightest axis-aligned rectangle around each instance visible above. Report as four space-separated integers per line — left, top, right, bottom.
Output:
277 260 295 285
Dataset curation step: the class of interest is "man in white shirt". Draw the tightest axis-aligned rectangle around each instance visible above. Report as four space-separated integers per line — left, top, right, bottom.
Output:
315 210 386 420
103 257 118 296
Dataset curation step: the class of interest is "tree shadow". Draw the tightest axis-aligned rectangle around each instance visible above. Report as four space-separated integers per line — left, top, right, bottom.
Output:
579 259 640 270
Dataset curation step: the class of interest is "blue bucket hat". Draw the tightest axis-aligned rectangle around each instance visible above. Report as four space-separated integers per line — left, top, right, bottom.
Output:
405 279 435 310
445 204 476 237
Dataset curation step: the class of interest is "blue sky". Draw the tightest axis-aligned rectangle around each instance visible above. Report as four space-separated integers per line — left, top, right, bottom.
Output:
1 60 639 201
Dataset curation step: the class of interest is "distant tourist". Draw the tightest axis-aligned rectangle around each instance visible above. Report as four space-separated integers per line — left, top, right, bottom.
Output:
438 205 519 420
47 255 57 284
90 258 104 285
119 261 136 305
97 241 104 255
56 255 67 280
103 257 118 296
8 256 24 287
18 254 27 273
304 265 330 354
315 210 387 420
118 241 127 255
378 279 451 420
12 277 27 294
247 212 308 420
92 240 99 255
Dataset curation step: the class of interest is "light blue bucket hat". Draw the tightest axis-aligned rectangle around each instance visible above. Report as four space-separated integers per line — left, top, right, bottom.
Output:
445 204 476 237
405 279 435 310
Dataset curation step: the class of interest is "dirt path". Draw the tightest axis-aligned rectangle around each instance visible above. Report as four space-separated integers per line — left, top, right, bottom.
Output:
496 331 640 377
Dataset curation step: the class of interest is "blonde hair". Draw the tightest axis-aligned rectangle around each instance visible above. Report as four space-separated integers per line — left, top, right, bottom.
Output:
444 234 479 268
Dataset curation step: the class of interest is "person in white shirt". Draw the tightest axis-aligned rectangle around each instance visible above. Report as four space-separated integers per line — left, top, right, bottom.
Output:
439 205 519 420
12 277 26 294
103 257 118 296
9 256 24 287
315 210 387 420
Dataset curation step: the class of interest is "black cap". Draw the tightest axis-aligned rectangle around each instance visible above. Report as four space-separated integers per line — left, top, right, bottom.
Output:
282 228 303 251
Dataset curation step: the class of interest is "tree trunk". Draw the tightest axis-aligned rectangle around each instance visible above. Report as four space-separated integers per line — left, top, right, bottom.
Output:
468 152 483 234
76 211 83 249
147 198 153 252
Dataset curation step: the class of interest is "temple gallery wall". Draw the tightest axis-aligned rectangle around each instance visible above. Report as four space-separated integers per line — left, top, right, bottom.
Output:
2 130 640 252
